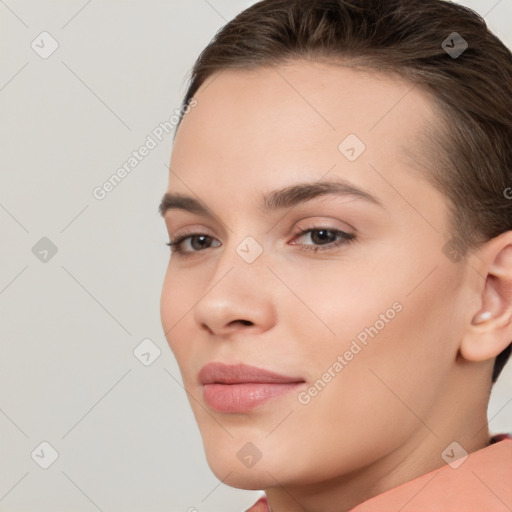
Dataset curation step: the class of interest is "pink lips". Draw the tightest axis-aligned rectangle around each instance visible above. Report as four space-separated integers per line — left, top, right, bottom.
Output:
199 362 305 413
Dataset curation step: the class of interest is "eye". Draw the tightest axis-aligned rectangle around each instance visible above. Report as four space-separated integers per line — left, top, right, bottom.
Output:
166 227 356 257
166 232 220 255
290 227 355 253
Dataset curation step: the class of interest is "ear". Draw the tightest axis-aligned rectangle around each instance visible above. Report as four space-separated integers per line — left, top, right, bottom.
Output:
461 231 512 363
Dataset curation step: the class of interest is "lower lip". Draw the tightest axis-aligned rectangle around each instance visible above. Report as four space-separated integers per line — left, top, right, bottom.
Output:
203 382 304 413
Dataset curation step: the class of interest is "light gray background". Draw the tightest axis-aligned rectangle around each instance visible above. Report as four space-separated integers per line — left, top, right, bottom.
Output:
1 1 511 511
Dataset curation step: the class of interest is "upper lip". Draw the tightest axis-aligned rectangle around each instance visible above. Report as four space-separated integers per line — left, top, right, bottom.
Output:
198 362 305 385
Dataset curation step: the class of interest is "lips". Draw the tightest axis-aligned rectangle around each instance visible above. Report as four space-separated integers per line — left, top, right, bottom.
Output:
199 362 305 413
198 362 304 385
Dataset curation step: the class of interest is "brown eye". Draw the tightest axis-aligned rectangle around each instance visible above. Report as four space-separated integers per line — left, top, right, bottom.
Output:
290 227 356 253
189 235 214 250
309 229 338 245
166 233 221 255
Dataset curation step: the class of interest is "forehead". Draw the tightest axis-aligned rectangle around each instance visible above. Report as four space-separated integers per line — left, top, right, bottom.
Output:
169 60 441 221
176 60 436 142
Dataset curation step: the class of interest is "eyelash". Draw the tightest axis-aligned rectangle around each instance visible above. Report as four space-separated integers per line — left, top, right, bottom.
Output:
166 227 356 257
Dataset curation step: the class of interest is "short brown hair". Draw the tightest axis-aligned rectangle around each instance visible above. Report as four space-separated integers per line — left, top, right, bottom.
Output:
176 0 512 383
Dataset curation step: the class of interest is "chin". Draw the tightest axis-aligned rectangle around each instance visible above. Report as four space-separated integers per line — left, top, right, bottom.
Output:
201 439 284 489
207 460 277 490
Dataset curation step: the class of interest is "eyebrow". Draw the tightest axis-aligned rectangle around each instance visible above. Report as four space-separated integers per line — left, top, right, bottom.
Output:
158 177 383 218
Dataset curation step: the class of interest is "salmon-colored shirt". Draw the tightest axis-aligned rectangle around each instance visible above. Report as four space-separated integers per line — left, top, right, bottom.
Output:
245 433 512 512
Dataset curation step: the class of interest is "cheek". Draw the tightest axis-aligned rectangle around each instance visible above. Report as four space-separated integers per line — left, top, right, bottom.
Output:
303 262 458 410
160 265 199 358
272 256 405 371
279 248 459 420
160 268 177 340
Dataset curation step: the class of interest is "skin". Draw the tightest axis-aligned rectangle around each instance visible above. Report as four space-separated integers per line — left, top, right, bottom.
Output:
160 60 512 512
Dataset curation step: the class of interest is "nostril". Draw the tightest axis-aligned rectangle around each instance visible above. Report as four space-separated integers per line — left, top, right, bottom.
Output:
237 319 253 326
202 323 215 335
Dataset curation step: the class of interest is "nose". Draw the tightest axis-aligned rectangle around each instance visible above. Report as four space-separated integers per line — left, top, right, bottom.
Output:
193 254 276 337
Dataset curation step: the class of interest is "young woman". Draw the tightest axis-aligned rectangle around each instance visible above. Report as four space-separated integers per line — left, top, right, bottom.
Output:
159 0 512 510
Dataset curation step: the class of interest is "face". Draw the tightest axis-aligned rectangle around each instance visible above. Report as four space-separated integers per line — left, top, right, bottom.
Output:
160 60 471 490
